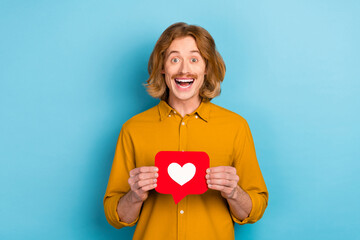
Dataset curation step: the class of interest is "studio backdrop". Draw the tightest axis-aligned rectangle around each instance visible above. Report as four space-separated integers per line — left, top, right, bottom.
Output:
1 1 359 239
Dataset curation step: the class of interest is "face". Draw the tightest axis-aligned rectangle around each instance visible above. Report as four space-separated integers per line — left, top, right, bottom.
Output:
162 36 206 106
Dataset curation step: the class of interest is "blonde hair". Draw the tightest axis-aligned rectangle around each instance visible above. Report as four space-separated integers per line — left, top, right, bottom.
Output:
146 22 226 101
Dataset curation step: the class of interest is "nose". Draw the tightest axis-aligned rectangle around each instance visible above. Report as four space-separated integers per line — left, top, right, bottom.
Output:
179 60 191 75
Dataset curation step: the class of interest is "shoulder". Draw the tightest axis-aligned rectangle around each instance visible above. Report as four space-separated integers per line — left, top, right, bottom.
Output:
208 102 248 126
208 102 253 139
122 104 160 131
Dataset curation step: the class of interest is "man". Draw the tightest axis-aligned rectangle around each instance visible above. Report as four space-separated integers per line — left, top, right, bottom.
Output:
104 22 268 240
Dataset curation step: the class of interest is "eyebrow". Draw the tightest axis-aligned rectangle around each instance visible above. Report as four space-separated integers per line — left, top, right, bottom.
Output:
167 50 201 57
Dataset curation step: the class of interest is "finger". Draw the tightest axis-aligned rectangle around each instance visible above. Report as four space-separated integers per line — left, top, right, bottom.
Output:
128 176 135 185
207 178 238 188
207 166 236 174
206 172 239 181
129 168 140 177
139 166 159 173
133 178 158 190
128 172 158 189
208 184 234 194
134 172 159 182
132 181 157 202
130 166 158 177
141 182 157 192
132 182 157 194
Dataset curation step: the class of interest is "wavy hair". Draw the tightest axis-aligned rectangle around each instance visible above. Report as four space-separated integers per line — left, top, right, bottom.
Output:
145 22 226 101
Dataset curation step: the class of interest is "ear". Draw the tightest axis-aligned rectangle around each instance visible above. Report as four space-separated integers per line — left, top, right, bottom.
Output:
161 69 165 74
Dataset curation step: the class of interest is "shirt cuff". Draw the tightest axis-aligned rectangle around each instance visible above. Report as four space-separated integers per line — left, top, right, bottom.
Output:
104 194 139 229
230 190 265 225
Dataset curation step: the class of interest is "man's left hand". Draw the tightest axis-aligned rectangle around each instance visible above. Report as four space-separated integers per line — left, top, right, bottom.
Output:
206 166 240 199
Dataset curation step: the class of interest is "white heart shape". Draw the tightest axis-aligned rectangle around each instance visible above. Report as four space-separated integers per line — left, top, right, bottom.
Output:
167 163 196 186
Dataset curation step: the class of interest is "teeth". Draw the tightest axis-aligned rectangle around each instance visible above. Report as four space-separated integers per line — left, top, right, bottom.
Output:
175 78 194 83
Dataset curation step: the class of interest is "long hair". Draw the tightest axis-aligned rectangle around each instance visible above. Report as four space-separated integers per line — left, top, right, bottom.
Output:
146 22 226 101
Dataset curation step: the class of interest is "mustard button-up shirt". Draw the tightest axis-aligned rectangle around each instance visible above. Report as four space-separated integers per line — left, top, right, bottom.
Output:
104 100 268 240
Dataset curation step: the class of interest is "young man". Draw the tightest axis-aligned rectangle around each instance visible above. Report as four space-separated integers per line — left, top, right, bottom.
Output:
104 22 268 240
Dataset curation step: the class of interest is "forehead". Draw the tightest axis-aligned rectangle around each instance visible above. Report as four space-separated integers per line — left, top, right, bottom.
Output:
166 36 200 54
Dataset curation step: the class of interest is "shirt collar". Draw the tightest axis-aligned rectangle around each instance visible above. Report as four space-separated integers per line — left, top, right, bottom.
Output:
158 100 174 121
158 99 210 122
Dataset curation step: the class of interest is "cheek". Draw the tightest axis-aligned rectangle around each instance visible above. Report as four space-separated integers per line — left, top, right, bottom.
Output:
164 61 177 72
195 64 206 76
195 66 206 82
163 66 171 80
164 74 173 88
197 77 205 87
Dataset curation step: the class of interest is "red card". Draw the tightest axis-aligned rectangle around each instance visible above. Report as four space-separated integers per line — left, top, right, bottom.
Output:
155 151 209 204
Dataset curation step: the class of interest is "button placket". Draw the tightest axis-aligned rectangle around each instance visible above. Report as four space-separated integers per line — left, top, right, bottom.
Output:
178 117 188 151
177 198 186 240
178 116 188 240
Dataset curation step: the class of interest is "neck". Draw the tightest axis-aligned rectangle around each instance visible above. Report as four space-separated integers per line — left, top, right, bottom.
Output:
167 96 202 117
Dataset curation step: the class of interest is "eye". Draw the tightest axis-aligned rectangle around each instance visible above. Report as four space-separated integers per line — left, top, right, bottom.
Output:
190 58 198 63
171 58 180 63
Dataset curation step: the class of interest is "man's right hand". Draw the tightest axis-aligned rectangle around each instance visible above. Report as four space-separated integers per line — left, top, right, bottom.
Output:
128 166 159 203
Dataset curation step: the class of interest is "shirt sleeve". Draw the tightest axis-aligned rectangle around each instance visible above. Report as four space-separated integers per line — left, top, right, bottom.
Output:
231 119 269 225
103 124 138 229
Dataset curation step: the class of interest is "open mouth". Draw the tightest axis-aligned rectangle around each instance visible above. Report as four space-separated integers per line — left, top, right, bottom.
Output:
175 78 194 88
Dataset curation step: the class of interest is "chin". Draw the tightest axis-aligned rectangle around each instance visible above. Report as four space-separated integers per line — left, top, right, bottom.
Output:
171 90 199 102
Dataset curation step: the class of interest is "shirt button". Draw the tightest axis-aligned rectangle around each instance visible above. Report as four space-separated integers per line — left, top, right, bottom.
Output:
195 115 198 119
168 115 171 117
181 122 185 125
180 210 184 214
174 111 176 114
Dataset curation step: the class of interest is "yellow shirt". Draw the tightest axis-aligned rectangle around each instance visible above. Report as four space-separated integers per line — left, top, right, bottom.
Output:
104 100 268 240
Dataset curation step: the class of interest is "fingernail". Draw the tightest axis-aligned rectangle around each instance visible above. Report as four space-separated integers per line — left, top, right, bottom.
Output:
155 168 159 171
154 184 157 187
206 174 209 179
154 179 157 183
155 173 159 177
206 169 210 173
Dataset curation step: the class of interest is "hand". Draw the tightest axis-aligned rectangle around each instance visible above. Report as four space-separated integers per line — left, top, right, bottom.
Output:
128 166 158 203
206 166 240 200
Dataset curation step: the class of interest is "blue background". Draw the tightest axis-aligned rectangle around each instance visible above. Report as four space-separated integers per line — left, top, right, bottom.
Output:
1 0 359 239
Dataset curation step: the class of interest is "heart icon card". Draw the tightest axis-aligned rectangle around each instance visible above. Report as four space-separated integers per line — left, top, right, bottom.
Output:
155 151 209 204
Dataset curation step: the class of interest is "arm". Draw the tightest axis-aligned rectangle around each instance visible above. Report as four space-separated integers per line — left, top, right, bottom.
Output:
116 167 158 223
206 119 268 224
206 166 252 221
104 127 158 228
226 185 252 220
